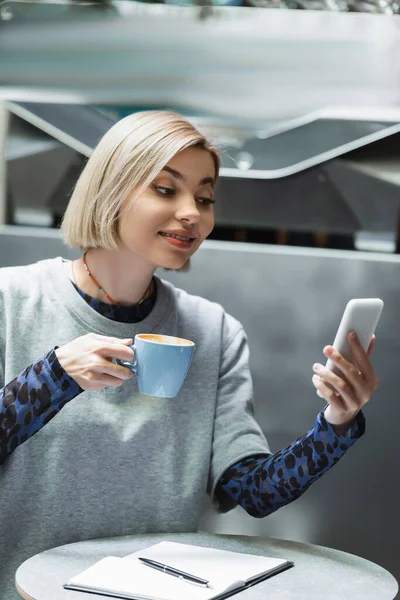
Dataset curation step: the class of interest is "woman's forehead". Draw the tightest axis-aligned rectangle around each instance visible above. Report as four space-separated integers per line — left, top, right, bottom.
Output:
163 147 216 181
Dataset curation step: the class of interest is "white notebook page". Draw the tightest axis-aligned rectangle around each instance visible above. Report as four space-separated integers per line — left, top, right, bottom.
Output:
67 556 223 600
67 541 289 600
124 541 287 589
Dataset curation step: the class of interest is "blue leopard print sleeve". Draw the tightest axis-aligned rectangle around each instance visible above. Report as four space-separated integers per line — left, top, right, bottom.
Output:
217 409 365 517
1 345 365 519
0 283 157 466
0 348 82 464
1 279 366 518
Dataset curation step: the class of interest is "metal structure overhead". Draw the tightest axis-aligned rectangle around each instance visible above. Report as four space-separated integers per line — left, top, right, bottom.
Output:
4 101 400 177
1 1 400 123
2 1 400 236
2 100 400 235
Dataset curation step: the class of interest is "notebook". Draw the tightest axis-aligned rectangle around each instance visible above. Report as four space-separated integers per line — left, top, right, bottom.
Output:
64 541 294 600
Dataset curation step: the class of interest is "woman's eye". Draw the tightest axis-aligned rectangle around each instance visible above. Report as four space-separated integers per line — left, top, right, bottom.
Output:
197 197 216 206
155 186 175 197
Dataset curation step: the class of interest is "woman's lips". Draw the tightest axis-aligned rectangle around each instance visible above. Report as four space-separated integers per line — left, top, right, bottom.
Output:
159 232 196 250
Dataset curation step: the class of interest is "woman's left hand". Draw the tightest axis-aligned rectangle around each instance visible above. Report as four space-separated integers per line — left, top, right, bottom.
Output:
312 332 379 435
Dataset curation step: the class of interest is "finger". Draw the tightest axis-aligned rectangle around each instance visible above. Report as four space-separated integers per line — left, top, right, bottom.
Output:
97 343 135 362
94 361 134 381
312 365 360 410
321 346 361 387
367 334 376 357
322 343 374 391
312 364 340 396
316 355 362 398
348 333 379 391
346 332 378 387
312 374 347 409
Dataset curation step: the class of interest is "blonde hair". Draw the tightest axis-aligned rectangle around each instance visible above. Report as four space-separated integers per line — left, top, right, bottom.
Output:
61 110 220 251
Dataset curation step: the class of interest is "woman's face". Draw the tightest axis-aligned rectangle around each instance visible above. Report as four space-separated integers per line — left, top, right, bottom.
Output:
119 146 216 270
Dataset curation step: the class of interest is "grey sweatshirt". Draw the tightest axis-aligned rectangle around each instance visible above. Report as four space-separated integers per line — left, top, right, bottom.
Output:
0 257 269 600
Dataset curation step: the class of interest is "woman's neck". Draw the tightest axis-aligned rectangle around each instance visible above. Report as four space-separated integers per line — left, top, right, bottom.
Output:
69 248 156 307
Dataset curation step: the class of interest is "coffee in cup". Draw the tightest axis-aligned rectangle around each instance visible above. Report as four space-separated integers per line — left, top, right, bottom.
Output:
116 333 195 398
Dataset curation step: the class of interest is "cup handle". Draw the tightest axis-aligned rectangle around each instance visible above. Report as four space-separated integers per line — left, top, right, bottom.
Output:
115 345 137 372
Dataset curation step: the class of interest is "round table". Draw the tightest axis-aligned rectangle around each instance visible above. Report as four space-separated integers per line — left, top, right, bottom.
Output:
16 531 398 600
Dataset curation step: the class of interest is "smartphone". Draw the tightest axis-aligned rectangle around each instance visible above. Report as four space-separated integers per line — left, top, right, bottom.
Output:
316 298 384 398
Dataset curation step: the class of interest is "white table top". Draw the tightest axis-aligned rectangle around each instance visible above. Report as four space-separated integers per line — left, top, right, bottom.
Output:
16 531 399 600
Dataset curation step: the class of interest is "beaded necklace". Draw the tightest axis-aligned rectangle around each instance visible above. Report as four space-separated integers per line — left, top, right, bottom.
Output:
82 251 152 306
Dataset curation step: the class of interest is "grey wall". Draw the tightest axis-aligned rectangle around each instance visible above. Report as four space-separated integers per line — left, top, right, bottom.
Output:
0 227 399 588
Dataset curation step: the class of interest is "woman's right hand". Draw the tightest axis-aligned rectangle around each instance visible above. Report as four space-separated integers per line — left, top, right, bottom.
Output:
55 333 134 390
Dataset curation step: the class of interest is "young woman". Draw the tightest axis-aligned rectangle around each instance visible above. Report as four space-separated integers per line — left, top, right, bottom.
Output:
0 111 378 600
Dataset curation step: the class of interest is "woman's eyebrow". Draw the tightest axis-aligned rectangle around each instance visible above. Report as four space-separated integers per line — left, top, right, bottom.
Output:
161 166 215 187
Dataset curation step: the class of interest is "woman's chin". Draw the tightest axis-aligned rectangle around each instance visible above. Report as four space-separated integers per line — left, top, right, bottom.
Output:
159 257 189 271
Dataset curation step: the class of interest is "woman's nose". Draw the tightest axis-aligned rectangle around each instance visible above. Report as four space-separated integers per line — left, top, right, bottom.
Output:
175 196 201 224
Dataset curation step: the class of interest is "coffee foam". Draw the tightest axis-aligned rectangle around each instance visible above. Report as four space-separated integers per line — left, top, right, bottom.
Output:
137 334 193 346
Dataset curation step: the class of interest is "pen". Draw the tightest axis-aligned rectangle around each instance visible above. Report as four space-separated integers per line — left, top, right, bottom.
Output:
138 557 213 588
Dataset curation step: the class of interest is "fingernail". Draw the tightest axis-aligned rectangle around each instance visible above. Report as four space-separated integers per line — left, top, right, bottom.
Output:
324 347 334 356
349 331 356 339
312 374 320 383
313 363 322 371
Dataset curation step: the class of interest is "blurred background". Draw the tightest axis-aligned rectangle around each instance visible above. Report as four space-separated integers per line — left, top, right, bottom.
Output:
1 0 400 594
